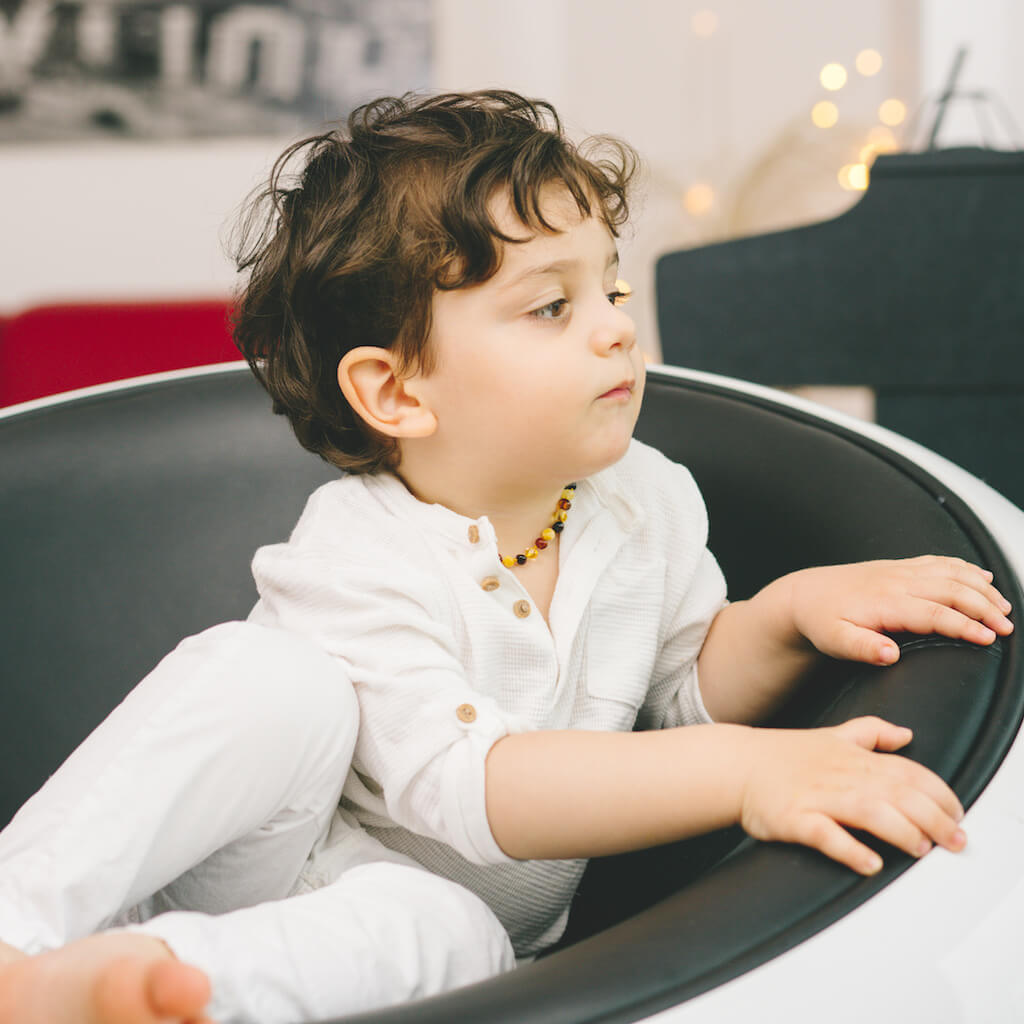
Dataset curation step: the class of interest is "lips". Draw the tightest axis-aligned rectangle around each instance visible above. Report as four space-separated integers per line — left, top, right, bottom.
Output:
599 379 635 399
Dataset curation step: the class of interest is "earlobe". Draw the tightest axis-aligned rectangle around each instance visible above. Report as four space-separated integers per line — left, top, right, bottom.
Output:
337 347 437 438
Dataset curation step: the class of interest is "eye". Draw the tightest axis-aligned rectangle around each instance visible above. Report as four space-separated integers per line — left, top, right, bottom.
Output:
531 298 569 320
608 278 633 307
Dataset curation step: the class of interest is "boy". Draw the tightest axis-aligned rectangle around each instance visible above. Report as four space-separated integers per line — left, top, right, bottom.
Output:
0 90 1013 1023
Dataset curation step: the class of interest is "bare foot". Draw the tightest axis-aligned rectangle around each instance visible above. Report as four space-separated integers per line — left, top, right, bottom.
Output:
0 932 214 1023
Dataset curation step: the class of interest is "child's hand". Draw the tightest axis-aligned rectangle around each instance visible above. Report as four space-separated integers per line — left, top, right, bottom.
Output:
785 556 1013 666
740 716 965 874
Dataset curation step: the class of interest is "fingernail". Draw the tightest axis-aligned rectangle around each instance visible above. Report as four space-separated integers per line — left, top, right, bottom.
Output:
866 853 883 873
918 839 933 856
952 829 967 849
880 645 899 664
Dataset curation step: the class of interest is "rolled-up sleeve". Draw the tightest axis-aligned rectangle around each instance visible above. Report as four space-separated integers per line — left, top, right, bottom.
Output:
249 543 518 866
631 450 729 731
646 546 729 728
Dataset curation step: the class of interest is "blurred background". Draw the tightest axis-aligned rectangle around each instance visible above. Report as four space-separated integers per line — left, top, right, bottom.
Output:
0 0 1020 367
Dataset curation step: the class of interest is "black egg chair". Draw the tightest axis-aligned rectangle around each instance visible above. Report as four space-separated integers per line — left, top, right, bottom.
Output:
1 364 1020 1024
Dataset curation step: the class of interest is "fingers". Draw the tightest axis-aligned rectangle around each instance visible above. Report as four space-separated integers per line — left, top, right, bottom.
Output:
826 620 900 664
764 719 968 876
791 812 884 875
894 579 1014 642
901 561 1011 630
834 715 912 752
787 774 966 875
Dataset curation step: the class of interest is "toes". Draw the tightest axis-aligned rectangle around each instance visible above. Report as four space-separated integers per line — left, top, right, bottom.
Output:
94 956 211 1024
147 959 212 1019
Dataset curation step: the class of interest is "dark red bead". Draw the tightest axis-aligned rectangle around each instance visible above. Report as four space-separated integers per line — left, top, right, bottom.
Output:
557 498 571 510
535 539 548 549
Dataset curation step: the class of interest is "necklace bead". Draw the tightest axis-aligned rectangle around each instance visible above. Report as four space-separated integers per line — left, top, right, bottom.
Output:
498 483 576 569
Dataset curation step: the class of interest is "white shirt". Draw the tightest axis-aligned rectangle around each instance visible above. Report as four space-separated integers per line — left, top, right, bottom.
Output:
248 438 728 956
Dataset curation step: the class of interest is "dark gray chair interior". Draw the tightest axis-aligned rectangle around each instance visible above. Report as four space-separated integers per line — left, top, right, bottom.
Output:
1 367 1020 1023
656 146 1024 509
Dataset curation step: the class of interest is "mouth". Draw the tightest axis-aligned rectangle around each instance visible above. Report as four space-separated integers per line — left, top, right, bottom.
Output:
598 379 635 400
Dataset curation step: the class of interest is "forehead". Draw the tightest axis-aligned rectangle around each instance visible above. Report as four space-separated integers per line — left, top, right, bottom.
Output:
487 184 616 276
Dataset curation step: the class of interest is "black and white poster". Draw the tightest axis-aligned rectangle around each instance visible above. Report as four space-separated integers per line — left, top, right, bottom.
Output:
0 0 432 141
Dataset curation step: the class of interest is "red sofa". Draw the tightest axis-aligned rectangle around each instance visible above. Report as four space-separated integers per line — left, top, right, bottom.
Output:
0 300 239 407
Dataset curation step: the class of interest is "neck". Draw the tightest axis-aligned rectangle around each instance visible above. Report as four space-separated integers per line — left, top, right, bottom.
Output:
395 450 570 558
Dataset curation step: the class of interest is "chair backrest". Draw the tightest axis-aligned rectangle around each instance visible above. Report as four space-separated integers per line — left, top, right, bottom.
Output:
0 299 238 406
656 146 1024 507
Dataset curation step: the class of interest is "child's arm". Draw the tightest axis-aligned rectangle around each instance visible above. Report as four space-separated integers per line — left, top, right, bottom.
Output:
485 714 964 876
695 555 1014 724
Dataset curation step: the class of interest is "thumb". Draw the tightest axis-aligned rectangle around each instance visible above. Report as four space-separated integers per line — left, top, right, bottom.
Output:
824 620 900 665
835 715 913 753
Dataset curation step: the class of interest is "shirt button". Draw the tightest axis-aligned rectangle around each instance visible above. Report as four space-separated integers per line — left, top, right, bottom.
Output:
514 600 531 619
456 703 477 723
480 576 500 592
468 525 480 544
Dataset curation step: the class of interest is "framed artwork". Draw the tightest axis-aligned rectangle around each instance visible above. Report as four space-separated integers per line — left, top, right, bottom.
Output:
0 0 432 141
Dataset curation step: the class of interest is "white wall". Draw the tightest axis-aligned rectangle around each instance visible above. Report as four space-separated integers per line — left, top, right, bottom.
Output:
2 0 1019 356
919 0 1024 149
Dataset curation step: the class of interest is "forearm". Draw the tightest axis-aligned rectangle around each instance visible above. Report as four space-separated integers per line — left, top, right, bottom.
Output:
484 724 753 860
696 575 819 724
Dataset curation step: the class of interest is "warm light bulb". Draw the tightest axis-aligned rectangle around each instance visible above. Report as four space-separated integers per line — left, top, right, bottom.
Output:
820 63 848 91
683 183 716 216
812 101 839 128
838 164 870 191
856 49 883 76
859 134 897 164
878 99 906 126
691 10 718 37
848 163 869 190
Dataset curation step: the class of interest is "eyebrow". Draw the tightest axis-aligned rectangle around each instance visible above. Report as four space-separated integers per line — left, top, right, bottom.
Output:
501 248 620 290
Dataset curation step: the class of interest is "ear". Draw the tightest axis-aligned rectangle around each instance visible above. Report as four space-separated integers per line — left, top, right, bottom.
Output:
337 347 437 438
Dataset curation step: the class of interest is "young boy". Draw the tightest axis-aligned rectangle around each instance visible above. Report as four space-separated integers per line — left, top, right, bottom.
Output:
0 90 1013 1023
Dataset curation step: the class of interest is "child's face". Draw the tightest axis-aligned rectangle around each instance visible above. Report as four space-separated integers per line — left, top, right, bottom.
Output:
412 185 644 487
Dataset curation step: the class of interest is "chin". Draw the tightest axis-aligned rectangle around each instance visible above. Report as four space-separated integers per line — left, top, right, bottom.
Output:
575 432 635 479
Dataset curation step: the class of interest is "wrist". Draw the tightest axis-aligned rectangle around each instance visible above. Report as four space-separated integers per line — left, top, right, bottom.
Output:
753 571 817 656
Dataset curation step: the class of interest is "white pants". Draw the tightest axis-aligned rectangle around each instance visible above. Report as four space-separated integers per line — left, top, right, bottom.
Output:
0 622 514 1023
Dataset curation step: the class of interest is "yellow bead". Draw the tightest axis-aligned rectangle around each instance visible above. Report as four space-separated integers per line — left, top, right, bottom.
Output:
561 489 574 500
501 556 516 568
525 547 539 559
556 510 568 522
541 528 555 542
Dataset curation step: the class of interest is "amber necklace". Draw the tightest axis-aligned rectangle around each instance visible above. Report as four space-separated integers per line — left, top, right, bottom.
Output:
499 484 576 568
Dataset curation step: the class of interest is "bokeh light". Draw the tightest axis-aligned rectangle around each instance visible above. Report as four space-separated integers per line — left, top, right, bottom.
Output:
878 98 906 126
820 63 848 91
811 101 839 128
691 10 718 37
838 163 869 191
859 131 898 164
683 183 716 216
856 49 883 76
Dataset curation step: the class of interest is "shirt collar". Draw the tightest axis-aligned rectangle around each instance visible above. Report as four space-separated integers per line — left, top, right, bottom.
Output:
362 446 646 548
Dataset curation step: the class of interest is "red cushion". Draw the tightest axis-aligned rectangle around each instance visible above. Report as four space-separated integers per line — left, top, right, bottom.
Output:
0 300 239 406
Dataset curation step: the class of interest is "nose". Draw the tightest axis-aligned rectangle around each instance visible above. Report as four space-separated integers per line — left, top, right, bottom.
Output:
590 298 637 356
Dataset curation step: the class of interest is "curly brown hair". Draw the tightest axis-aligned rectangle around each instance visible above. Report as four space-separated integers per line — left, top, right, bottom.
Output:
230 90 639 474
